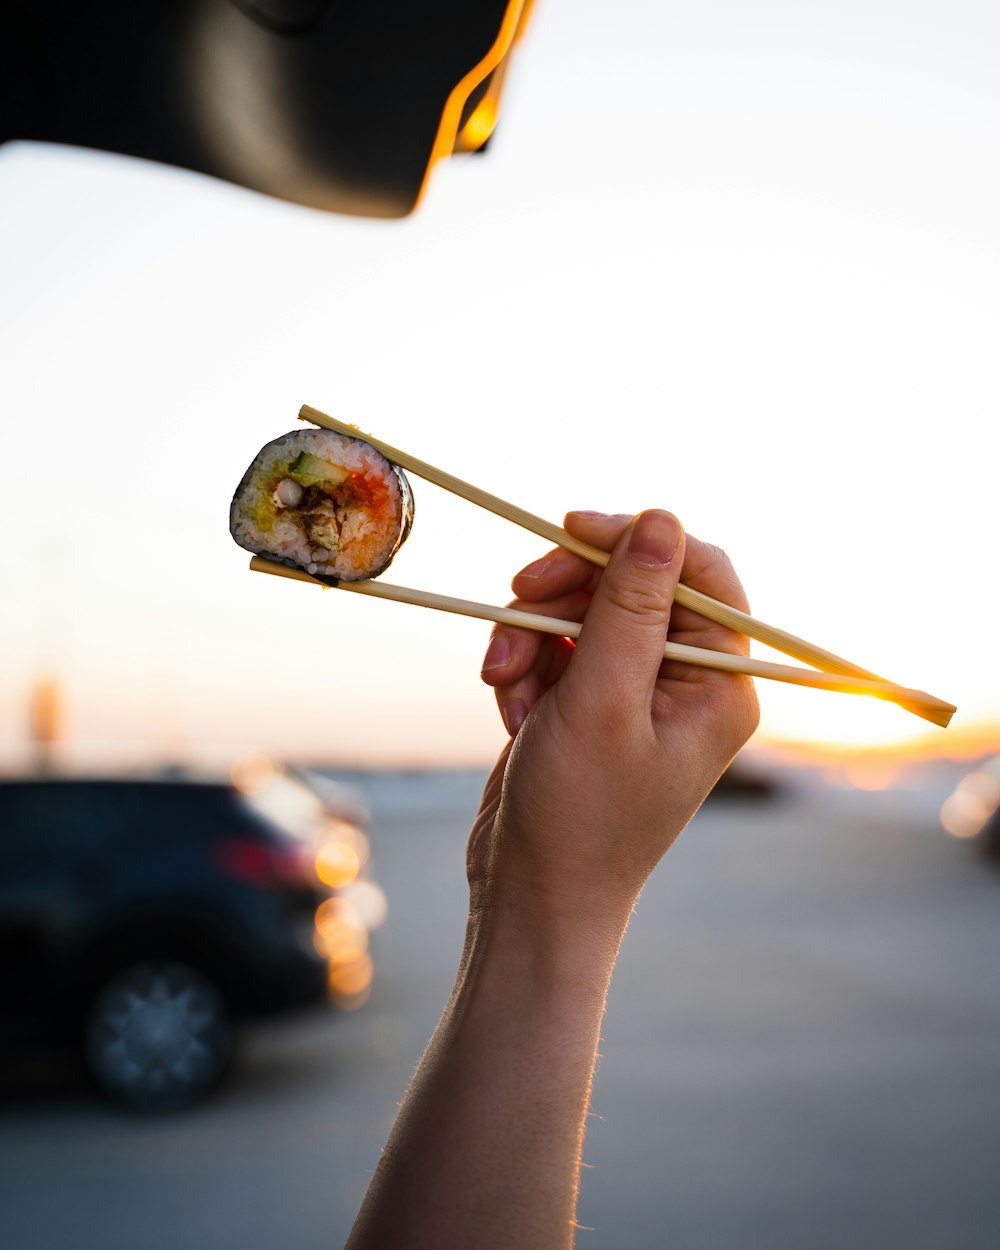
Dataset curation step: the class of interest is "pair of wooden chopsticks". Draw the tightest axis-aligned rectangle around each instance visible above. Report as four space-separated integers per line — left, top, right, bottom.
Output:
248 404 955 728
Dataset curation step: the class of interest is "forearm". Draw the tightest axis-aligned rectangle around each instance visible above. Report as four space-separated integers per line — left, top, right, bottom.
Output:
346 894 631 1250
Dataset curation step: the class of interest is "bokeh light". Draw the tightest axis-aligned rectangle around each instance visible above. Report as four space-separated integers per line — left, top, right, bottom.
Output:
314 840 362 889
230 752 276 795
339 879 389 931
940 764 1000 840
314 897 369 963
327 954 374 1005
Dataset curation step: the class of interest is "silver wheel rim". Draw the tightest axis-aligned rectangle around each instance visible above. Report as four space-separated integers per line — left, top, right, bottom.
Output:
88 963 228 1099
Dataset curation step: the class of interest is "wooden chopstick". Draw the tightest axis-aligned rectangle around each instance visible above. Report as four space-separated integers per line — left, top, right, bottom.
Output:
297 404 955 728
249 557 953 725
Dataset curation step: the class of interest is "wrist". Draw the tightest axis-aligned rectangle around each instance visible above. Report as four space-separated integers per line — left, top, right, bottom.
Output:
462 880 634 1012
468 827 642 961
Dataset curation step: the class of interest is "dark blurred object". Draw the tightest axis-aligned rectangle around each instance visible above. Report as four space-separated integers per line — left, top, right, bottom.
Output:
708 759 781 802
0 769 374 1111
940 755 1000 860
0 0 534 217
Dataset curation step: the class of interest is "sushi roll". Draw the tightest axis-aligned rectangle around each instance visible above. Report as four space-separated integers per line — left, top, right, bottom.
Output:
230 429 414 580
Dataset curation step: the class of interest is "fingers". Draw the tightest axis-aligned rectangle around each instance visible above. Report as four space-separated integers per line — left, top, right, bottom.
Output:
480 589 592 687
562 511 633 553
481 622 538 687
661 534 751 657
510 513 631 603
559 511 748 615
481 592 588 736
492 638 576 736
483 508 754 733
484 631 576 736
557 510 750 658
491 515 634 699
562 510 686 715
678 534 750 614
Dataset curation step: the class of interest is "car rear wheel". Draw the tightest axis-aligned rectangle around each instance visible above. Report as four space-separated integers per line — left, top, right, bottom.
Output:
84 961 233 1111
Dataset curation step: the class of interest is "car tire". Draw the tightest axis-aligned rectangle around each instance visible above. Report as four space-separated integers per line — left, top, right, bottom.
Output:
84 960 234 1112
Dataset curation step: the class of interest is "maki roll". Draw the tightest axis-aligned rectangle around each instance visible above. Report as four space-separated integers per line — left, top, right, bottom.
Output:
231 429 414 580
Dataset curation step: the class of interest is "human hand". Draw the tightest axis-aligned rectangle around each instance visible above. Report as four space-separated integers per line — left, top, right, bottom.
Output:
472 510 760 935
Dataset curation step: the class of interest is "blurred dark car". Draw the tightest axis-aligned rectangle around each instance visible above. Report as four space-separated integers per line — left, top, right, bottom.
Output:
0 769 377 1110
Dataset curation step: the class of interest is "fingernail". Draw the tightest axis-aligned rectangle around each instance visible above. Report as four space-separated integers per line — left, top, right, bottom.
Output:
481 633 511 673
627 510 682 568
503 699 527 736
518 555 552 580
567 511 633 525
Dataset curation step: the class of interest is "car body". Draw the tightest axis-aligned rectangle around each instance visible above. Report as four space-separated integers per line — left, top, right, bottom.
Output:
0 767 378 1109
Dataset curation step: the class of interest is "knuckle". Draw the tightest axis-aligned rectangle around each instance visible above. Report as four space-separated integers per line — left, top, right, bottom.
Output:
700 543 751 614
727 683 761 746
563 682 633 741
702 541 732 571
603 575 673 622
742 689 762 739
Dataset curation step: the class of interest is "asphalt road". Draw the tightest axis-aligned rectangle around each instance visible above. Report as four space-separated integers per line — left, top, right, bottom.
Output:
2 769 999 1250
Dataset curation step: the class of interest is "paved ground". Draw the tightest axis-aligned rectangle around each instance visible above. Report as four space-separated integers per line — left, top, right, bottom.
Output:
2 769 999 1249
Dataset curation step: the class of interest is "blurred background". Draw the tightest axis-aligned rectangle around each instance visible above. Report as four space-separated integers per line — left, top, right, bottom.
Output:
1 1 999 1247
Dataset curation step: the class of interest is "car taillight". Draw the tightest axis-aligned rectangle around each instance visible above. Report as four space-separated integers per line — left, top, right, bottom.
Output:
214 837 317 890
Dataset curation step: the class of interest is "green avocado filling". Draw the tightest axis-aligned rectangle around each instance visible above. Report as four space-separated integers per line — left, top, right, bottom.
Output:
288 452 351 488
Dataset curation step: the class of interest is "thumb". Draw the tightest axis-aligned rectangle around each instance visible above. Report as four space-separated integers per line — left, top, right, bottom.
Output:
564 510 685 713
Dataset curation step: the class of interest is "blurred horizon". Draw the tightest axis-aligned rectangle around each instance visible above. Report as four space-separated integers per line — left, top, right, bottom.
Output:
4 662 998 778
4 649 997 778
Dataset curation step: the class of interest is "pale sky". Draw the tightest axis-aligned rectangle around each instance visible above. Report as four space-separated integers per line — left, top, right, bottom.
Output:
2 0 998 768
